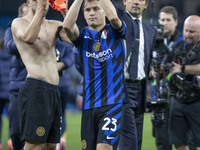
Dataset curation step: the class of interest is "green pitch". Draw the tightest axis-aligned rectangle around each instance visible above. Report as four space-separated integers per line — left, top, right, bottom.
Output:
66 112 157 150
1 113 200 150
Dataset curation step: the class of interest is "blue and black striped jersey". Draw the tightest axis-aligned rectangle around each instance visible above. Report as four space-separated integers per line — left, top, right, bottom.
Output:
73 22 127 110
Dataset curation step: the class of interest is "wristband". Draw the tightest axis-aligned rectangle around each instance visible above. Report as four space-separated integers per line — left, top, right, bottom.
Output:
181 64 185 73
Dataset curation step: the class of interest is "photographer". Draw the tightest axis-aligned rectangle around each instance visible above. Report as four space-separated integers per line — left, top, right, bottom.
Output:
149 6 183 150
164 15 200 150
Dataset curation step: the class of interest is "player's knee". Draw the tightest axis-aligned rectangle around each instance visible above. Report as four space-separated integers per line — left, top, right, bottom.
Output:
24 141 43 150
46 143 57 150
96 143 113 150
175 145 189 150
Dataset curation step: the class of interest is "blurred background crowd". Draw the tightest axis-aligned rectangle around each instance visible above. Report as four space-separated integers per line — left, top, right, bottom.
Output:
0 0 200 150
1 0 200 37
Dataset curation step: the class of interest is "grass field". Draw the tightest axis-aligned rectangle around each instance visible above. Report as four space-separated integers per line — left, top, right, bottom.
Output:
0 112 158 150
66 112 157 150
1 112 199 150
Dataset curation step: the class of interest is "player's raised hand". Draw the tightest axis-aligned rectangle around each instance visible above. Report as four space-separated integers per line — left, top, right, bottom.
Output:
60 0 68 18
37 0 48 9
48 0 67 11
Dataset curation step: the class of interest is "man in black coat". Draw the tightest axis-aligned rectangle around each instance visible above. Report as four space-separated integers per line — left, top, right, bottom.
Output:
111 0 156 150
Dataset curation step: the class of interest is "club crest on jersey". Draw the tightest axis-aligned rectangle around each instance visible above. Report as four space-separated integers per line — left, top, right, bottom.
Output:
93 42 101 51
101 30 107 39
36 126 45 137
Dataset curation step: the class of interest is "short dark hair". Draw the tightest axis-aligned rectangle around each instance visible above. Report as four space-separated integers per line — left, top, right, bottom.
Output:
83 0 99 9
159 6 178 20
18 3 28 17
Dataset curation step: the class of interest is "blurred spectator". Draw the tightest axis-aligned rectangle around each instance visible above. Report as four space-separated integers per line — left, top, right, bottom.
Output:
4 3 29 150
0 38 11 149
55 38 74 150
150 6 183 150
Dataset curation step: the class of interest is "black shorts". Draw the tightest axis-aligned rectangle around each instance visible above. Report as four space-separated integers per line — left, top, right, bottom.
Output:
169 96 200 147
81 103 123 150
18 77 61 143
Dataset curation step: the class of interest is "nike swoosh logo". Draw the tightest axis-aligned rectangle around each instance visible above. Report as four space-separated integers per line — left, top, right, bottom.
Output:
84 36 91 39
107 136 115 139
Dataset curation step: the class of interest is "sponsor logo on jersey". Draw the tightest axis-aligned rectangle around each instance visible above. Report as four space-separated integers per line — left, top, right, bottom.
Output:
86 49 113 62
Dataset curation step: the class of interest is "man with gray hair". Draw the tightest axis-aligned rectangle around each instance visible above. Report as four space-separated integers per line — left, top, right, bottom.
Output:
110 0 156 149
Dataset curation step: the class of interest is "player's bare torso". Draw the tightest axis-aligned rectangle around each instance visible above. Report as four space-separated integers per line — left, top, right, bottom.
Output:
12 17 62 85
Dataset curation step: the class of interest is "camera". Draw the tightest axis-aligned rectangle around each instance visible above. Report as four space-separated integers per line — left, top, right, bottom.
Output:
150 107 168 128
146 78 169 127
146 25 170 128
172 74 200 103
153 25 169 57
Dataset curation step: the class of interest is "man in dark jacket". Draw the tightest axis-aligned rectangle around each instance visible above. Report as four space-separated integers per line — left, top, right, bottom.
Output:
164 15 200 150
111 0 156 149
0 38 11 149
4 3 29 149
151 6 184 150
55 38 75 150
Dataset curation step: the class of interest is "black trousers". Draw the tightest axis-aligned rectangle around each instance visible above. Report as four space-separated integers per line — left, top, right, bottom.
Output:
119 81 145 150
